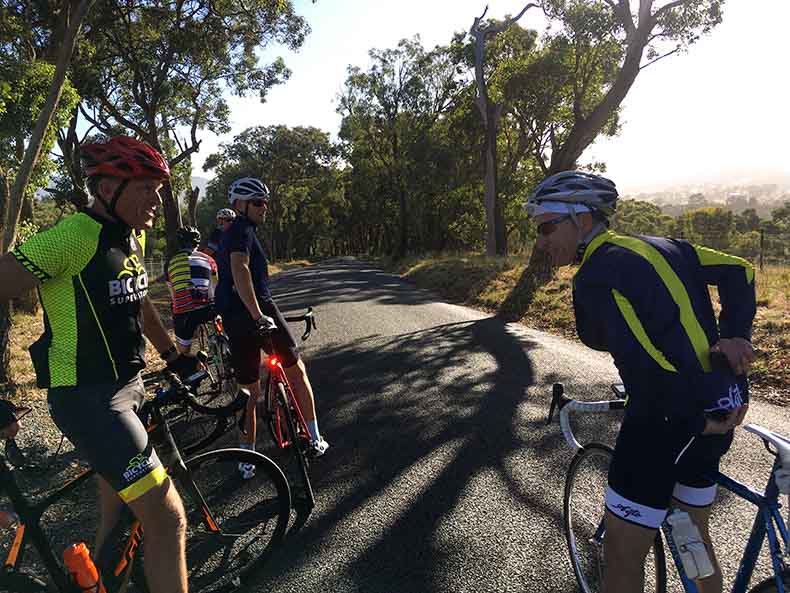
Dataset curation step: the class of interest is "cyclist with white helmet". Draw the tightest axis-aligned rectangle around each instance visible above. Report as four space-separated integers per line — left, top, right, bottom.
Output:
215 177 328 478
203 208 236 258
525 170 757 593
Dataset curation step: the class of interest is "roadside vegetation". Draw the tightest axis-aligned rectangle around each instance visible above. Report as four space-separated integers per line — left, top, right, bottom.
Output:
380 253 790 406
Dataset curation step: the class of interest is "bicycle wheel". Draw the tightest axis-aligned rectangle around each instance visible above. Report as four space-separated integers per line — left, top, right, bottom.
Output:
564 443 667 593
193 326 236 409
169 405 234 456
179 448 291 592
274 381 315 510
747 570 790 593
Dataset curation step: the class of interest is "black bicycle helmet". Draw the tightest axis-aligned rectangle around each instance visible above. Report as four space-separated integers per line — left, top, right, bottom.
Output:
176 226 201 249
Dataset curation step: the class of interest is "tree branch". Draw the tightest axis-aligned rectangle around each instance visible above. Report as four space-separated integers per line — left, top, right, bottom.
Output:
639 46 681 69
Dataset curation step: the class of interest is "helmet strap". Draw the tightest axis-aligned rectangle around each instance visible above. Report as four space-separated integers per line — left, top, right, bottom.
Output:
109 179 129 217
93 178 129 223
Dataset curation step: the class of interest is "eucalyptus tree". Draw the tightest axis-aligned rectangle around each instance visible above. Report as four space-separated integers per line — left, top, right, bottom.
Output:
0 0 90 384
338 37 467 258
60 0 310 254
202 124 343 260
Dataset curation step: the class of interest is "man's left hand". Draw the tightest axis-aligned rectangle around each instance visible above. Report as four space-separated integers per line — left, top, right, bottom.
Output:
710 338 755 376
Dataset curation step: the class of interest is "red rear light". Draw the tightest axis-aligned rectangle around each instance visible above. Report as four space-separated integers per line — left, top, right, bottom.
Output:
214 318 224 333
267 356 279 368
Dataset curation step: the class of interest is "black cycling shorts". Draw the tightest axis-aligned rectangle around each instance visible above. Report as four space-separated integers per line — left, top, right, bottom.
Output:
606 414 733 529
173 305 215 347
222 300 300 385
47 375 165 503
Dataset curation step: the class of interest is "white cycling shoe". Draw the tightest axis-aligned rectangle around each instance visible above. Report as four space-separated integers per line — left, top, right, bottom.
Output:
310 437 330 457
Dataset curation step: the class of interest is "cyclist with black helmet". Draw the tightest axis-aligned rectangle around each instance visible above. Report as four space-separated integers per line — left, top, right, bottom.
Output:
202 208 236 258
0 136 195 593
215 177 328 479
525 170 757 593
166 226 218 353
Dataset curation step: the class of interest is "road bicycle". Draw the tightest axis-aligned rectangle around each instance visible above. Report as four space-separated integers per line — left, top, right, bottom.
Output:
0 369 291 593
261 308 318 513
194 313 236 405
546 382 790 593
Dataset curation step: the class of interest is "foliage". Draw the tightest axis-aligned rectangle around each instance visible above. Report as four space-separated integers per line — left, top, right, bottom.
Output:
203 124 344 260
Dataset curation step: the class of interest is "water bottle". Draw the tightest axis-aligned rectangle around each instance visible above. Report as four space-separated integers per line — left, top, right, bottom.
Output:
63 542 107 593
666 509 715 580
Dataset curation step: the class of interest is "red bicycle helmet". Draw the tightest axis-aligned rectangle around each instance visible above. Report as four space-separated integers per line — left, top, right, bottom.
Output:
81 136 170 180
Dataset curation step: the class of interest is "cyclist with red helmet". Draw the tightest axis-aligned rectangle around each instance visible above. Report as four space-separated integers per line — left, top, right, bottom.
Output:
0 136 195 592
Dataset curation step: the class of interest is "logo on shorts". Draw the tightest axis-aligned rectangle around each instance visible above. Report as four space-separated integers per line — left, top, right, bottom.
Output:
704 383 744 414
613 503 643 519
122 452 155 484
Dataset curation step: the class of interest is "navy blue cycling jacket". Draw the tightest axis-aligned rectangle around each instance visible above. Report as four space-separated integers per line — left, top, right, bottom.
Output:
573 230 756 436
214 215 272 315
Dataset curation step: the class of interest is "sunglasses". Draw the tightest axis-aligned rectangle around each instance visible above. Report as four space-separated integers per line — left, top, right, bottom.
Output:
536 214 572 236
249 198 268 208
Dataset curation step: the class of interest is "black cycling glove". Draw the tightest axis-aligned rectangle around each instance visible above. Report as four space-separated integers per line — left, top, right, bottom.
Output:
253 314 278 341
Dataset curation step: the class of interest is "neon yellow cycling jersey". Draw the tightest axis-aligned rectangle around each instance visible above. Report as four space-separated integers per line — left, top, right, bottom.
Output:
12 210 148 388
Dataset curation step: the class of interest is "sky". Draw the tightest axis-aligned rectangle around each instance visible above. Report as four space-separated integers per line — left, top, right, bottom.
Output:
190 0 790 193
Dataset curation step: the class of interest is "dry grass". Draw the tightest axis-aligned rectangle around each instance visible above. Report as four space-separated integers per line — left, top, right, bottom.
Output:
383 255 789 405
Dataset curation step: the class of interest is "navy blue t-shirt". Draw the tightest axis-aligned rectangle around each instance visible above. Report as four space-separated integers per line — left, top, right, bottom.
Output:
214 216 272 315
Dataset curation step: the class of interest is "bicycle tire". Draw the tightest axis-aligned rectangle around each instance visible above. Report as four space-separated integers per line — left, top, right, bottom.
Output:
275 381 315 511
170 406 233 456
194 326 236 410
178 448 291 592
564 443 667 593
747 570 790 593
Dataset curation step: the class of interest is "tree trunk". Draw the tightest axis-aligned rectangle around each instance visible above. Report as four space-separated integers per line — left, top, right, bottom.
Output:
160 182 182 258
187 186 199 226
1 0 96 253
498 248 553 322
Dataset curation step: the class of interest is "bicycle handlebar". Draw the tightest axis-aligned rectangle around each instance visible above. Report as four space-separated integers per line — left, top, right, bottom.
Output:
283 307 317 341
545 382 626 452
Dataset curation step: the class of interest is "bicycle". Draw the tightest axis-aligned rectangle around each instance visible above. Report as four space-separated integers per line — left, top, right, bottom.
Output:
0 369 291 593
261 307 319 513
194 313 236 405
546 382 790 593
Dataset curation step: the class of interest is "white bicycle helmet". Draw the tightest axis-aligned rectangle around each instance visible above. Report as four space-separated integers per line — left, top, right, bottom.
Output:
524 170 618 217
228 177 269 204
216 208 236 220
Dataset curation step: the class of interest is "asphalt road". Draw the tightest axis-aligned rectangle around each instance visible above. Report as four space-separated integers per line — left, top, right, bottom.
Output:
247 258 790 593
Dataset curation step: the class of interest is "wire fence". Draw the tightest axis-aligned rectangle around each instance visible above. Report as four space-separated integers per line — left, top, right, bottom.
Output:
144 257 166 279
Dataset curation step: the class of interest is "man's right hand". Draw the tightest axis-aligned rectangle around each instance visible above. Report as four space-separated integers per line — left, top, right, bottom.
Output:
253 314 277 340
702 404 749 435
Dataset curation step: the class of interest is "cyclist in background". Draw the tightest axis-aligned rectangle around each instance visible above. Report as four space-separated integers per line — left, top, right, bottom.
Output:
166 226 218 354
215 177 328 479
202 208 236 258
525 171 757 593
0 136 197 593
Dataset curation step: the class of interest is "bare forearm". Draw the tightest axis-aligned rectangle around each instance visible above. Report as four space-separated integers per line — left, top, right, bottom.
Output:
230 256 263 320
0 254 40 303
141 297 175 355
